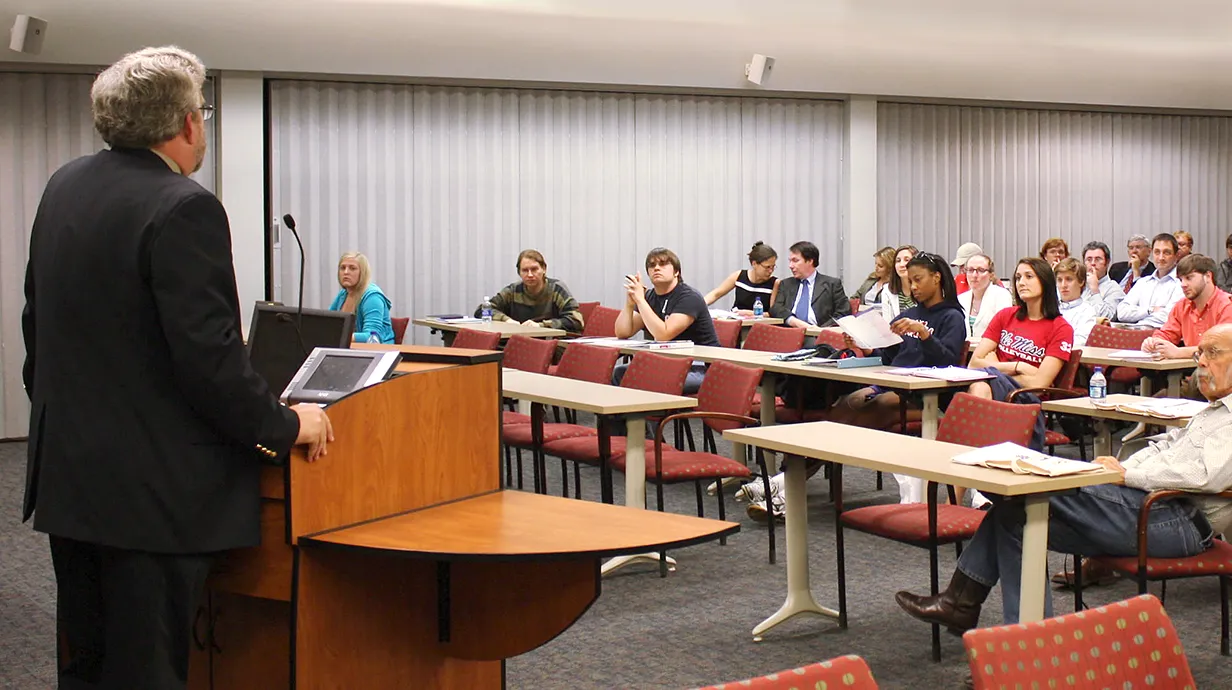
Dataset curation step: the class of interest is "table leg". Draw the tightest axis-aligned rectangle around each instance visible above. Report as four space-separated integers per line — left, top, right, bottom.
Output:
517 400 531 416
1093 420 1112 458
920 392 940 441
1019 495 1051 623
1167 372 1182 398
760 373 778 428
708 442 748 495
1139 375 1153 396
752 453 839 639
602 416 675 575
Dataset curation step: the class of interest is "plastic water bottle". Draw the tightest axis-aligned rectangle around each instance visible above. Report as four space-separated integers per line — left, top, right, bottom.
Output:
481 296 493 323
1089 366 1107 403
367 332 380 344
752 297 764 317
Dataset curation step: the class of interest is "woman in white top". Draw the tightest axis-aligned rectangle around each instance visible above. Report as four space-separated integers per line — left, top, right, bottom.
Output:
1054 257 1097 349
958 253 1014 339
850 246 896 307
881 245 919 322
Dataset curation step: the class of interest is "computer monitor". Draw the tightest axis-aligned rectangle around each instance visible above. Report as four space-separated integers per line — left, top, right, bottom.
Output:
247 304 355 397
282 347 400 404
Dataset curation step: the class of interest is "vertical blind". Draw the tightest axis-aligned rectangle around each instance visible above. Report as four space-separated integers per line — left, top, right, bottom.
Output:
879 102 1232 272
0 73 215 439
269 81 846 344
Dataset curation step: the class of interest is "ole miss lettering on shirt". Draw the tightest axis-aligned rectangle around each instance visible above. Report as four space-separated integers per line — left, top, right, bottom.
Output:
981 306 1074 366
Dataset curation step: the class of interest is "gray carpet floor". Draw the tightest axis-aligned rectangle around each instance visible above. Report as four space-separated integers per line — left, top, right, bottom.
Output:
2 424 1229 689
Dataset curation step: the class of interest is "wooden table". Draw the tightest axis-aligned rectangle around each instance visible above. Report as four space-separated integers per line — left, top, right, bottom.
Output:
501 370 697 574
414 317 567 344
1041 394 1195 457
723 422 1119 637
1080 347 1195 397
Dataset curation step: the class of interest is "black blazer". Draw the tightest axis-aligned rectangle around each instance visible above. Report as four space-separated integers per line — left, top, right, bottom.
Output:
22 148 300 554
1109 260 1155 285
769 272 851 326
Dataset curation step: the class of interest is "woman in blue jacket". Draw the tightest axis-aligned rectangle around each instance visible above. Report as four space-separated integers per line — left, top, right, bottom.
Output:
328 252 396 344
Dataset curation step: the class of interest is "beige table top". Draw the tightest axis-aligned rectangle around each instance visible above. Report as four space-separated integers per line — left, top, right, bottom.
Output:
605 344 987 392
502 369 697 416
723 422 1120 496
414 317 567 339
723 317 783 327
1041 393 1195 428
1080 347 1195 372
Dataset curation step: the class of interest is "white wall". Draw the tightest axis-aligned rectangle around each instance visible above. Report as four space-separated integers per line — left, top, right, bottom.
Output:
5 1 1232 110
215 72 267 331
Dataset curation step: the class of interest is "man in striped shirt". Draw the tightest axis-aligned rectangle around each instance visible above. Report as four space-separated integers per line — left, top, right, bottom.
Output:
478 249 584 332
897 324 1232 631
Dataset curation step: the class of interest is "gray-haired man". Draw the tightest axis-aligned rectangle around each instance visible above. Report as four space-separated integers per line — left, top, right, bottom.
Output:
1109 234 1156 292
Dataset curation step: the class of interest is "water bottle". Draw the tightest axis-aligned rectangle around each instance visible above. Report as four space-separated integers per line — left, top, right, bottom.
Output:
1089 366 1107 403
481 296 493 323
367 332 380 344
752 297 764 318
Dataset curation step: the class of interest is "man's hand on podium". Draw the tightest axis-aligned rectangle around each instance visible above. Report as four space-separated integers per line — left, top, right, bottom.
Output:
292 404 335 462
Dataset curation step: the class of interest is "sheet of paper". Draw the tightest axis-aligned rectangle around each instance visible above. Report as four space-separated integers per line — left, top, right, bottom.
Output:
1119 398 1208 419
952 442 1101 477
836 311 903 350
1103 349 1162 360
908 366 990 382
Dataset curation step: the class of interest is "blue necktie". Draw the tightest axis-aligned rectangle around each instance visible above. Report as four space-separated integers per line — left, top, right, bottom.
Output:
793 278 811 323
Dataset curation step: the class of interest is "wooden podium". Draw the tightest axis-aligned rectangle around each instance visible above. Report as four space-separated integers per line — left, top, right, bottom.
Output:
188 346 737 689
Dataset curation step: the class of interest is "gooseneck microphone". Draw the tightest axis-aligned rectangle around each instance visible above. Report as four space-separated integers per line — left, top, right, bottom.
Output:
281 213 309 356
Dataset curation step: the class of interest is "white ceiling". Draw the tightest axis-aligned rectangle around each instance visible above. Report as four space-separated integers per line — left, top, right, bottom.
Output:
4 0 1232 109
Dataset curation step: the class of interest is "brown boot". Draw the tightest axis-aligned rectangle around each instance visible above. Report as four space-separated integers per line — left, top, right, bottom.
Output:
1050 557 1120 589
895 570 991 636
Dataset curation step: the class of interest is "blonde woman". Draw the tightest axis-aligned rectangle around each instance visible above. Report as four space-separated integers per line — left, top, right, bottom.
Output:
850 246 896 306
328 252 395 343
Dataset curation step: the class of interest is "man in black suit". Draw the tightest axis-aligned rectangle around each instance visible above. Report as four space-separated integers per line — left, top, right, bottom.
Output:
769 240 851 329
22 46 333 690
1108 233 1156 292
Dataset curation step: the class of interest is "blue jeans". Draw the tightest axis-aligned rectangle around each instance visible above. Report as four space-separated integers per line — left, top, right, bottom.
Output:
612 361 706 395
956 483 1212 624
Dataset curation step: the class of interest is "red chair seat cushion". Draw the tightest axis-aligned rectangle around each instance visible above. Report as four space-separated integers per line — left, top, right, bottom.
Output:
1044 429 1071 446
503 411 531 425
1108 367 1141 384
840 503 986 543
610 450 753 483
502 422 596 447
546 364 559 376
541 436 652 464
1095 539 1232 579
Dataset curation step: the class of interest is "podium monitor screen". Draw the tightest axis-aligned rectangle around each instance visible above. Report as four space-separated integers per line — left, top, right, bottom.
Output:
247 304 354 396
282 347 400 404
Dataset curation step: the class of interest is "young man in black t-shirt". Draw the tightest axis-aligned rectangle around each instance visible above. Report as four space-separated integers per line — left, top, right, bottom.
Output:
614 247 717 393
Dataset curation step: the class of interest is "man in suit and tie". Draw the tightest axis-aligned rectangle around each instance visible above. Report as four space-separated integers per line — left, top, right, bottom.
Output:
22 46 333 689
770 240 851 329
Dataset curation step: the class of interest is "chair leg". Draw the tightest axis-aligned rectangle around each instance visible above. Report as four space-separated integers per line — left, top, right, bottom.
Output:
683 421 696 451
757 449 776 565
1221 576 1230 656
504 445 512 487
832 465 848 629
694 481 705 518
716 481 727 546
1160 579 1168 603
876 471 883 491
515 449 524 490
559 458 569 498
1073 555 1085 612
928 494 941 663
656 481 665 513
573 461 582 500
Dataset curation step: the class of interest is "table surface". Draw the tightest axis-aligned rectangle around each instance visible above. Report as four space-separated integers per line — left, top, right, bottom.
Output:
414 317 567 339
1041 393 1196 428
502 369 697 416
301 489 738 561
723 422 1120 496
605 344 989 391
1080 347 1196 371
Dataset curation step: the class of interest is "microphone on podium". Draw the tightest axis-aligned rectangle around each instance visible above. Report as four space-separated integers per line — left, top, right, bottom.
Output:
281 213 309 355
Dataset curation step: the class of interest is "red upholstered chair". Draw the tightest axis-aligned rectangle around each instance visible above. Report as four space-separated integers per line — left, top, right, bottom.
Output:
1009 348 1086 459
834 393 1040 661
693 655 879 690
554 342 621 385
714 319 742 349
502 335 555 374
1075 489 1232 656
743 324 806 420
813 327 846 351
1086 323 1151 387
580 306 620 338
849 297 862 314
451 328 501 351
963 595 1195 690
390 316 409 344
540 352 693 504
577 301 600 326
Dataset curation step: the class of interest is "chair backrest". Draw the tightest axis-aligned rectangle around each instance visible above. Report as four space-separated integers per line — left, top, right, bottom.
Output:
451 328 502 351
501 335 556 374
714 319 742 349
390 316 410 344
1086 323 1152 350
696 360 764 432
813 328 846 351
962 595 1193 690
958 339 971 363
554 342 621 385
1054 348 1084 390
849 297 862 314
694 655 879 690
742 323 806 353
581 306 620 338
937 392 1040 449
620 351 692 395
577 301 600 325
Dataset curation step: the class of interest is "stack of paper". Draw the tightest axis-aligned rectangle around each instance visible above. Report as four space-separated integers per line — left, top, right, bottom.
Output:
884 366 991 382
432 316 483 324
1102 349 1163 360
835 311 902 350
570 337 694 350
952 442 1104 477
1093 398 1208 419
